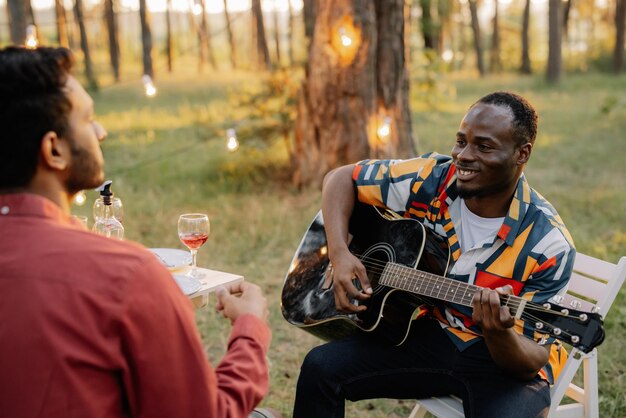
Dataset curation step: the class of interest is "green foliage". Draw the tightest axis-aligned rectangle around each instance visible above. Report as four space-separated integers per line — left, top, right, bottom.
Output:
227 68 302 154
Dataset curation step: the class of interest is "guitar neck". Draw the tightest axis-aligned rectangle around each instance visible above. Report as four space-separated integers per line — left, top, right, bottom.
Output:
379 262 525 315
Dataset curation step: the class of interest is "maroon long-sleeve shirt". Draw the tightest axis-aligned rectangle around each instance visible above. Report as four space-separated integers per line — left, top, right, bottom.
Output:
0 193 271 418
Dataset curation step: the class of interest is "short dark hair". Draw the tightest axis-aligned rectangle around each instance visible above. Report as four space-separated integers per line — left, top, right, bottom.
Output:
0 46 74 189
475 91 538 146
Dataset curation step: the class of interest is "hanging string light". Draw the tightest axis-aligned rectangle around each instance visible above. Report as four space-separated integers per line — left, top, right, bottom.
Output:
73 190 87 206
226 128 239 152
142 75 157 97
338 26 353 47
377 116 392 142
332 17 360 65
25 25 38 49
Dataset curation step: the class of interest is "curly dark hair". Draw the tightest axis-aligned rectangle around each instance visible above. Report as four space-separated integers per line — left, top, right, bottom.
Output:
475 91 538 146
0 46 75 189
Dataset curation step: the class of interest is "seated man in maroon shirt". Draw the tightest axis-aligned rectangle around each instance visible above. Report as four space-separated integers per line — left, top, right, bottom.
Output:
0 46 278 418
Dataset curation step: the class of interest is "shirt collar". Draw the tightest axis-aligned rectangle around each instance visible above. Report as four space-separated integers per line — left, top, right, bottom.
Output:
444 170 530 247
0 193 76 226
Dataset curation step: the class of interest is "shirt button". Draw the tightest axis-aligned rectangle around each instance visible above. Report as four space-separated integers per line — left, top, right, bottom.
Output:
0 206 9 215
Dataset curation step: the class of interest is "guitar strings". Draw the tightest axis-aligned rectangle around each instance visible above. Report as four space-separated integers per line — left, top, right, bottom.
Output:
352 253 586 322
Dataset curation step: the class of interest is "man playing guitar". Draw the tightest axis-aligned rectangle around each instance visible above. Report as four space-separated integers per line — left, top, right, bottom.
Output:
292 92 575 418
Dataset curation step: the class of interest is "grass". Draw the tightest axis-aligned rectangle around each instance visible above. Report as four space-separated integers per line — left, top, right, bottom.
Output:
74 67 626 417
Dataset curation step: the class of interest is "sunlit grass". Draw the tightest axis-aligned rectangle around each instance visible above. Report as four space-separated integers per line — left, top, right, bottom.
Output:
72 68 626 417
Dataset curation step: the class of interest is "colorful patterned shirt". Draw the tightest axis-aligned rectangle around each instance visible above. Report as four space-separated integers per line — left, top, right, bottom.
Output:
352 153 575 383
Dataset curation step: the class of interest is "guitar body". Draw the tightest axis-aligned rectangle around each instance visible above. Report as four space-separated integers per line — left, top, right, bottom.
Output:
281 205 451 345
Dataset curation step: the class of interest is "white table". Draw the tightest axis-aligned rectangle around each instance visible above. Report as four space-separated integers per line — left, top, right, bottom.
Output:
186 267 244 308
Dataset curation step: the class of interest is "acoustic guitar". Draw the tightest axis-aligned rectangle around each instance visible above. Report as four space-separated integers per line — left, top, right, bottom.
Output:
281 204 605 353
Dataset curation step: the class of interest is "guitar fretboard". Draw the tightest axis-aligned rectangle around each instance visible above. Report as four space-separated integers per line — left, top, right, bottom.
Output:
379 262 521 314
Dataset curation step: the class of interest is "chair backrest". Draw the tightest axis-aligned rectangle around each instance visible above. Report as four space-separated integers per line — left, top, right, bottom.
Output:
548 254 626 418
561 253 625 317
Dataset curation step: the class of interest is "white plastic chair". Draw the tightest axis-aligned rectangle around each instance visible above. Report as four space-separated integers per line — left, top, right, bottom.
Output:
409 254 626 418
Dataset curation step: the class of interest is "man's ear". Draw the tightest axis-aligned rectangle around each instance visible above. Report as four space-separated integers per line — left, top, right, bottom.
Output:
40 131 70 171
517 142 532 166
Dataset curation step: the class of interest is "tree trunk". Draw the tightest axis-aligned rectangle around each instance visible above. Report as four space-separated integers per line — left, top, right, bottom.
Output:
54 0 69 47
139 0 154 78
520 0 532 74
490 0 501 73
303 0 316 45
468 0 485 76
547 0 562 83
199 0 217 70
104 0 120 81
562 0 572 40
251 0 271 70
287 0 295 65
293 0 414 188
273 4 282 65
223 0 237 69
7 0 27 45
74 0 98 90
615 0 626 73
165 0 173 72
420 0 436 50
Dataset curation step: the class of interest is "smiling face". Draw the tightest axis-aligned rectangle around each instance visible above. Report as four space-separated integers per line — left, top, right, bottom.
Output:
62 76 107 194
452 102 531 216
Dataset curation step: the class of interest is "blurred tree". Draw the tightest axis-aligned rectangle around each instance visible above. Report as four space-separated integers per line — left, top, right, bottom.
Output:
547 0 562 83
104 0 120 81
293 0 414 187
7 0 28 44
420 0 437 50
520 0 532 74
139 0 154 77
287 0 295 64
251 0 271 70
273 2 281 65
222 0 238 69
199 0 217 70
468 0 485 76
615 0 625 73
74 0 98 90
54 0 69 47
490 0 502 73
165 0 173 72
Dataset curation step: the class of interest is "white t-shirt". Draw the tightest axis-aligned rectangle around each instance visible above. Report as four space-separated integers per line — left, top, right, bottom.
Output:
457 199 505 253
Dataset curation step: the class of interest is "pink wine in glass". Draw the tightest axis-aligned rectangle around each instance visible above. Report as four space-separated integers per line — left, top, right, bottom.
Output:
180 233 209 249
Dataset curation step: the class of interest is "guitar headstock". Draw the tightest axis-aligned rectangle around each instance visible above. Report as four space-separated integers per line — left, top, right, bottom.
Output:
530 302 605 353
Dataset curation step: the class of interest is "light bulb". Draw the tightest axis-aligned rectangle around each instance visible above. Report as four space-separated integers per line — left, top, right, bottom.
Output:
142 75 157 97
73 190 87 206
377 116 392 141
25 25 38 49
339 27 353 47
226 128 239 152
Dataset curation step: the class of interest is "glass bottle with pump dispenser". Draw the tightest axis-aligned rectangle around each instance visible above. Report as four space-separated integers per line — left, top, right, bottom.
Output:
92 180 124 239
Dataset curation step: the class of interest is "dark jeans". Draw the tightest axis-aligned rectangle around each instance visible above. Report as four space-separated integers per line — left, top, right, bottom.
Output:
293 319 550 418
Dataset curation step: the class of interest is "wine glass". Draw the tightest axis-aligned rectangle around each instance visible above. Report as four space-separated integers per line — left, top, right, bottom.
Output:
178 213 210 278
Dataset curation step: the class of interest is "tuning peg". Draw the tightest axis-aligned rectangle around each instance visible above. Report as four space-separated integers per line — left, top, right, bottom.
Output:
553 328 562 336
579 313 588 322
570 300 582 309
560 308 569 315
551 295 565 305
591 306 601 314
543 303 552 309
571 335 580 344
535 322 544 330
